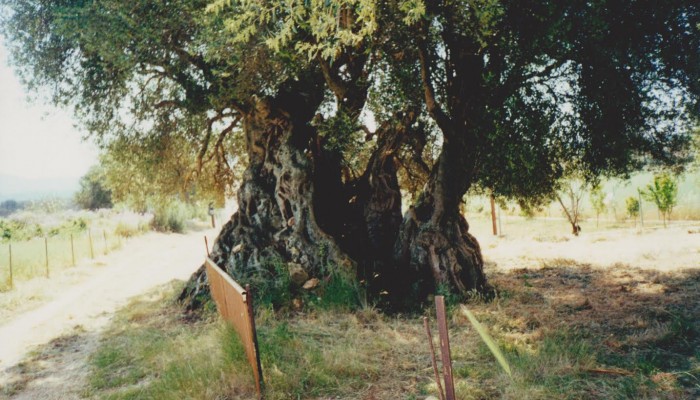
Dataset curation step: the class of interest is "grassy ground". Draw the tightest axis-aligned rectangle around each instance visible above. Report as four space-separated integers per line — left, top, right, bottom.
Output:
82 261 700 400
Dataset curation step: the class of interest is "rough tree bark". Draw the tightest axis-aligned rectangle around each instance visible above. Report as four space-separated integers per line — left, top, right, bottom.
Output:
349 110 416 299
179 76 356 309
392 141 489 306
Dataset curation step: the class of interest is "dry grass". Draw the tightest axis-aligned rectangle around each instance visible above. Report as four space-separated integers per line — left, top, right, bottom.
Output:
477 263 700 399
79 262 700 400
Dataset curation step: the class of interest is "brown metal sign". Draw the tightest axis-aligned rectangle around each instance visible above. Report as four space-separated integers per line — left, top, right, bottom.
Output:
205 257 263 398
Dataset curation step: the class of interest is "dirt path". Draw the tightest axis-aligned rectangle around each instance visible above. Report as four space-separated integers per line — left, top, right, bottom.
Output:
0 229 215 399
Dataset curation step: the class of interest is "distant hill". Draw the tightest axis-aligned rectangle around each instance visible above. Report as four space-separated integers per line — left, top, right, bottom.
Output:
0 174 79 201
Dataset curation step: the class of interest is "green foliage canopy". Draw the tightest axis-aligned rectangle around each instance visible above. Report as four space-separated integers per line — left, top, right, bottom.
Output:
1 0 249 205
1 0 698 209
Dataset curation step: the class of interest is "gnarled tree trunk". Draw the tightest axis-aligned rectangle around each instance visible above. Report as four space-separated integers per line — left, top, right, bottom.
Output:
179 77 356 309
180 80 489 311
349 111 416 299
392 138 489 307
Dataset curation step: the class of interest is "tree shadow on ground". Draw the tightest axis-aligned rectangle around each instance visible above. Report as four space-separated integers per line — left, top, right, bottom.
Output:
477 259 700 398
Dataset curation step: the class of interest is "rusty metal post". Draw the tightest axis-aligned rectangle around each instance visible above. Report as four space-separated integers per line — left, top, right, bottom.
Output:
435 296 456 400
424 316 446 400
71 234 76 266
205 258 263 399
44 237 49 278
246 284 264 399
204 236 210 257
490 195 498 236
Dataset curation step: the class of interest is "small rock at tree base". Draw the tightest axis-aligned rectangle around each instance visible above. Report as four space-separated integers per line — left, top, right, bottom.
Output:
288 263 308 285
302 278 320 290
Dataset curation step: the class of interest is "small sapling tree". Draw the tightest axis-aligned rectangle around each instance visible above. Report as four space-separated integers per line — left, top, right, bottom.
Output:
590 184 606 228
556 177 587 236
626 196 640 227
642 173 678 227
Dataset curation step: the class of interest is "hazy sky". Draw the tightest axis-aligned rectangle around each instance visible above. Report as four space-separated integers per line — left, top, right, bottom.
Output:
0 37 98 180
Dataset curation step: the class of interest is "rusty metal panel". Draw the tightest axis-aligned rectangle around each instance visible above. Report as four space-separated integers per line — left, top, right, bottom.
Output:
435 296 456 400
205 258 263 398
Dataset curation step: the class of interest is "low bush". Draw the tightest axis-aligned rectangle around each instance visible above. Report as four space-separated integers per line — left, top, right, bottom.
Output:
114 221 147 238
151 205 187 233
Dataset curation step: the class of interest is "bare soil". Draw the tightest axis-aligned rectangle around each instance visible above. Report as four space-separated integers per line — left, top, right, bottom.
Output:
474 218 700 272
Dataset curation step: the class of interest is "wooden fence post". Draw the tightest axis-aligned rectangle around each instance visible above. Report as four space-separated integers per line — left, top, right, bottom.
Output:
44 236 50 278
71 234 76 266
638 190 644 228
8 242 13 289
89 230 94 259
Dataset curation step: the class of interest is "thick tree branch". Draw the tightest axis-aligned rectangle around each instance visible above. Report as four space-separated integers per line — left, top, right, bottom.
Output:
416 27 454 138
198 113 240 171
153 99 183 109
318 55 347 102
317 50 370 118
497 56 571 105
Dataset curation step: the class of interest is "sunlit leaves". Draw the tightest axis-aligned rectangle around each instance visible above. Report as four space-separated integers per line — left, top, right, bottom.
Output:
209 0 377 60
398 0 425 25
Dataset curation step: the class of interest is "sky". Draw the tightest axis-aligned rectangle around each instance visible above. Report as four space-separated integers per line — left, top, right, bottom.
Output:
0 37 98 180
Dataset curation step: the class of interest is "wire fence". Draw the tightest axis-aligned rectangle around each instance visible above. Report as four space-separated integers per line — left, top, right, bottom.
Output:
0 230 123 291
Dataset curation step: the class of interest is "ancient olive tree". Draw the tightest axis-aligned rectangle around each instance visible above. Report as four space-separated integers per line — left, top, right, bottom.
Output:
2 0 698 310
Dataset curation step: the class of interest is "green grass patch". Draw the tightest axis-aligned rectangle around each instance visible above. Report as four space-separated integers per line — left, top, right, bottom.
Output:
84 282 247 400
